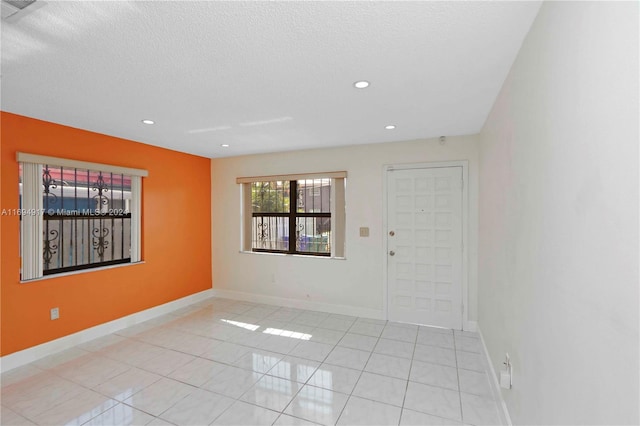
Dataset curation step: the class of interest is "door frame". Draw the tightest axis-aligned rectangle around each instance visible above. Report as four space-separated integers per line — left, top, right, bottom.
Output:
382 160 470 330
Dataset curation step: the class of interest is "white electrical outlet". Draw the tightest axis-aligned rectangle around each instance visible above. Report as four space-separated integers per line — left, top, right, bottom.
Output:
50 307 60 320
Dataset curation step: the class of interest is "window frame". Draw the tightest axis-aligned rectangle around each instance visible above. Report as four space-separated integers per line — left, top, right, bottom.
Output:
40 166 133 275
238 172 346 259
17 152 147 281
251 179 332 257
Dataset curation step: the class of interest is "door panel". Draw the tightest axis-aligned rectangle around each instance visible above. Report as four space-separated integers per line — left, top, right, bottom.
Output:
387 167 463 329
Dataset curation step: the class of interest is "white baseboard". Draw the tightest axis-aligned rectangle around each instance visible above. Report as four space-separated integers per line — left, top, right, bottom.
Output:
0 289 215 373
464 320 478 332
477 325 513 426
211 288 384 320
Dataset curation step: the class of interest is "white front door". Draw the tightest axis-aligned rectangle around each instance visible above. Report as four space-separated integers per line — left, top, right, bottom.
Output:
387 166 463 329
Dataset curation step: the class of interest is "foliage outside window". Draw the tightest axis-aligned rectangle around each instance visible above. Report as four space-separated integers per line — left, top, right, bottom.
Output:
251 179 332 256
238 172 346 258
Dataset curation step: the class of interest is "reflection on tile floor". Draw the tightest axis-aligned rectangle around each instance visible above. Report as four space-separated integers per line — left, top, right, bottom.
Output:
1 298 503 425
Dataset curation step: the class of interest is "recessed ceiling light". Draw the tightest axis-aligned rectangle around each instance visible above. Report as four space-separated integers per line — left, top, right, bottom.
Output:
354 80 370 89
221 144 230 148
385 125 396 130
141 119 154 125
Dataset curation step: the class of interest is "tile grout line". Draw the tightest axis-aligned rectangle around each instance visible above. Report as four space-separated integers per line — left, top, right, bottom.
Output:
453 332 464 423
13 356 134 425
165 302 285 425
222 348 297 421
92 303 263 425
332 316 384 425
327 316 363 424
15 304 316 425
274 314 357 425
8 299 486 426
397 325 420 426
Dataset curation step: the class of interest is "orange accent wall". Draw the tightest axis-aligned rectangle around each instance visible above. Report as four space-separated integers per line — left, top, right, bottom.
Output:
0 112 212 356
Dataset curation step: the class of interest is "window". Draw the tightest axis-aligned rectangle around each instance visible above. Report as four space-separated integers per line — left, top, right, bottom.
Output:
18 153 147 280
238 172 346 257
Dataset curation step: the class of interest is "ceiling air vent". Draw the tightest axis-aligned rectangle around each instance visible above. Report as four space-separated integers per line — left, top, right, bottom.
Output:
2 0 36 19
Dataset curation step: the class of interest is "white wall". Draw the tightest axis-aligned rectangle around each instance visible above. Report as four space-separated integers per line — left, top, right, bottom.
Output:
478 2 639 424
211 136 479 323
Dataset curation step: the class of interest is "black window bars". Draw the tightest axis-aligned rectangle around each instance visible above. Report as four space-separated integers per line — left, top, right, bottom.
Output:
251 179 331 256
40 165 132 275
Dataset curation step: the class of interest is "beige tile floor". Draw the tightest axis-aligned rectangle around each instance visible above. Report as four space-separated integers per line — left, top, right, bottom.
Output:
0 298 503 425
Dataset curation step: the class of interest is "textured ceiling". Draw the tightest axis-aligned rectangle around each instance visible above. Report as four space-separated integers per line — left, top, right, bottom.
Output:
1 1 541 158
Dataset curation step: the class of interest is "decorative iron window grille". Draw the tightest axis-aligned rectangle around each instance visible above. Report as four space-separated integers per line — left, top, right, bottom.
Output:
251 179 331 256
18 152 146 281
22 165 133 275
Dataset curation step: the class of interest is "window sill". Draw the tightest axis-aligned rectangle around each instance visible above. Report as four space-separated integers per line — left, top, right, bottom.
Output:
239 251 346 260
20 261 145 283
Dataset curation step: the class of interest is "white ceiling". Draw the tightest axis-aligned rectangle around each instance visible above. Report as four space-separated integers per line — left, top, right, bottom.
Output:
1 1 541 159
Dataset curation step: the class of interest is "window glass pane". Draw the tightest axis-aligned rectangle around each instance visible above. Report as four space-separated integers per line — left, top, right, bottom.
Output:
252 181 290 213
248 178 333 256
252 216 289 251
40 165 132 274
295 217 331 254
297 179 331 213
